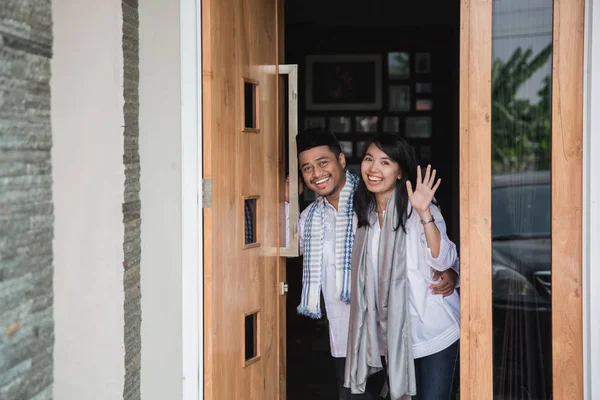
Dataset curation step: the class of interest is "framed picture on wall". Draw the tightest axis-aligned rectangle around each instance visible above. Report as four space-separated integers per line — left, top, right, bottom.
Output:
415 53 431 74
416 99 433 111
389 85 411 112
355 116 379 132
383 116 400 132
405 116 432 138
329 116 352 133
387 52 410 80
339 141 354 158
416 82 432 94
306 54 382 110
304 116 326 130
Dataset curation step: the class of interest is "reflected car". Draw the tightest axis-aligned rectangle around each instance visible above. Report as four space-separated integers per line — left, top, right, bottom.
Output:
491 171 552 400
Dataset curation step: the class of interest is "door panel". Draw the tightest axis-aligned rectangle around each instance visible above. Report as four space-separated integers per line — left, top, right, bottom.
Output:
202 0 281 398
459 0 585 399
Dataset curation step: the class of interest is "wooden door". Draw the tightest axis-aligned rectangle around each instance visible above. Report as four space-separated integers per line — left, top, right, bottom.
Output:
202 0 283 398
459 0 585 398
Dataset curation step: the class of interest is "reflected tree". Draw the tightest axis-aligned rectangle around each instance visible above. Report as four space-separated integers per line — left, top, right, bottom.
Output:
492 44 552 174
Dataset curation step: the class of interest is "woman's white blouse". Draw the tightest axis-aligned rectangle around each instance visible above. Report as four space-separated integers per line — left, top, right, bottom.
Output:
369 204 460 359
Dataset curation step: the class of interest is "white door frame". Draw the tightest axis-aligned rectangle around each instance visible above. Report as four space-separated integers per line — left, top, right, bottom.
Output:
181 0 203 398
584 0 599 398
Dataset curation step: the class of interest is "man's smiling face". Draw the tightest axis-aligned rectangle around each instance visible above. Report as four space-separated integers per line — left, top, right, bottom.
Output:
298 145 347 199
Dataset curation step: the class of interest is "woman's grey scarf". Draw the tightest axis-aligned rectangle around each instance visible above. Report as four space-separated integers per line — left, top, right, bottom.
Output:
344 190 416 400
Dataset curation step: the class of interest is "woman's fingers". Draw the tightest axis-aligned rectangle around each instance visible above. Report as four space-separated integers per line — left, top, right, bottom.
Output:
423 164 431 186
429 169 437 188
406 180 414 197
415 165 440 196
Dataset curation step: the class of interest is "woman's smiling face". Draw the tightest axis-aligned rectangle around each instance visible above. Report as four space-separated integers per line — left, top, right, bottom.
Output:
361 143 402 197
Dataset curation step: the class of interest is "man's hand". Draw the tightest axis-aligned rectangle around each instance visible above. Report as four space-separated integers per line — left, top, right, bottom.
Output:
430 269 457 297
285 176 290 203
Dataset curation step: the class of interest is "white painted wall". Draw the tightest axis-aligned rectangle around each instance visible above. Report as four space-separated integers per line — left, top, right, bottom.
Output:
585 0 600 398
138 0 188 398
51 0 125 398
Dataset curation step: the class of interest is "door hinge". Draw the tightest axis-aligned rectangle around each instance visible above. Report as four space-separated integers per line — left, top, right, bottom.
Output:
280 281 289 296
202 179 212 208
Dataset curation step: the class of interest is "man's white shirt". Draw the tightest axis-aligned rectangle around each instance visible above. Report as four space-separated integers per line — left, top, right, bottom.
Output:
297 200 358 357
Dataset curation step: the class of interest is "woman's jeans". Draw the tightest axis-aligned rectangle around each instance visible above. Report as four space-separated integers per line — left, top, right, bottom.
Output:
338 339 459 400
412 340 460 400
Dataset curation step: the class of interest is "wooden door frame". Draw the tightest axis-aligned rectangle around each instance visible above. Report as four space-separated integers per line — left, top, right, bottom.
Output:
551 1 585 398
459 1 493 396
459 0 585 398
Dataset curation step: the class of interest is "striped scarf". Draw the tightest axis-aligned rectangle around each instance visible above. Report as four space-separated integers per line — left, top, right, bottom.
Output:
297 171 359 319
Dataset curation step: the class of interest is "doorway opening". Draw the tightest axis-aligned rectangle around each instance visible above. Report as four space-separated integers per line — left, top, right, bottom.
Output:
283 2 461 398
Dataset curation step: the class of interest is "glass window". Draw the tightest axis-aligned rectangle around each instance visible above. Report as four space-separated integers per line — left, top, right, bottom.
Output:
491 1 553 399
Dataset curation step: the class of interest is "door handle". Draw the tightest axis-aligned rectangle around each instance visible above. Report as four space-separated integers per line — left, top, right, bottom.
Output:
279 64 299 258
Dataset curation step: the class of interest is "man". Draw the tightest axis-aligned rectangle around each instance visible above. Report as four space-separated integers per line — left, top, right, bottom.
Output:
288 128 457 399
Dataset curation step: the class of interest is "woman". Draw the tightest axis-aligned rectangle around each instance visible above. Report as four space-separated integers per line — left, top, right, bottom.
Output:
344 133 460 400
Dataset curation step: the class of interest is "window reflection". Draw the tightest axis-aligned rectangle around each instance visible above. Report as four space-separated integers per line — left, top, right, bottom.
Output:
491 1 553 399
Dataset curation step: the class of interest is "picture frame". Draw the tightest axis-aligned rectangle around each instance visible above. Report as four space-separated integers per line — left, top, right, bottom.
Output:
339 140 354 158
383 116 400 133
389 85 411 112
306 54 382 110
355 116 379 133
387 52 410 80
415 53 431 74
405 116 432 138
416 99 433 111
328 116 352 133
304 116 326 130
415 82 432 94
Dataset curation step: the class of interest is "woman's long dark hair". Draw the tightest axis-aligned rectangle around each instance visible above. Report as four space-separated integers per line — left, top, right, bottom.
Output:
354 133 418 232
